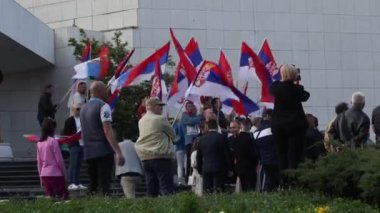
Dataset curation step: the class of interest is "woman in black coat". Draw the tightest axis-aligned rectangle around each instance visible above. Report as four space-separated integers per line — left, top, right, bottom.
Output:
270 64 310 177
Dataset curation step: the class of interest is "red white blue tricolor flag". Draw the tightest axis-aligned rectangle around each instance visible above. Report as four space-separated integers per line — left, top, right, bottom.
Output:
258 39 280 81
185 60 239 101
239 42 274 104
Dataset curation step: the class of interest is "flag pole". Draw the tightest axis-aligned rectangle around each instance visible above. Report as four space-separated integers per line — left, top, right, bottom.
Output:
56 81 77 110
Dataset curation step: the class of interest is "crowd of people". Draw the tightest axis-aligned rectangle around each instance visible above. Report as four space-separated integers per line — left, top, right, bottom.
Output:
35 64 378 200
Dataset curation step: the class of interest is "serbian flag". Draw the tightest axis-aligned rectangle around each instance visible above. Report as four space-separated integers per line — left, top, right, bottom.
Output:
218 50 234 87
73 45 110 80
73 57 102 80
81 40 91 62
98 45 110 81
150 59 166 100
185 61 238 101
258 39 280 81
222 87 259 116
115 48 135 78
123 42 170 87
170 28 197 82
107 48 135 88
167 38 203 107
239 42 274 104
110 68 131 93
108 89 120 110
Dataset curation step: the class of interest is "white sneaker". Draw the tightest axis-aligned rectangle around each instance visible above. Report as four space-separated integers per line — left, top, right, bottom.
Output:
77 184 87 190
68 184 79 190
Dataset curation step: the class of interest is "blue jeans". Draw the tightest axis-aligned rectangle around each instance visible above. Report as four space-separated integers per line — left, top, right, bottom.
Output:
142 159 174 197
69 145 83 185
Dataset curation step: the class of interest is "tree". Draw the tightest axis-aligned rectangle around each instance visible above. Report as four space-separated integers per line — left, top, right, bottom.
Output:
68 29 174 141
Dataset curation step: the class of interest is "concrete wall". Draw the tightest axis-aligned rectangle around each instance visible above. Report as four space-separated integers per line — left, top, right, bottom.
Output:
6 0 380 158
134 0 380 133
0 27 102 158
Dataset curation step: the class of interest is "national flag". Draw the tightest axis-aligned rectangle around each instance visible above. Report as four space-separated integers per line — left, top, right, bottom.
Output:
222 86 260 116
258 39 280 80
72 57 101 80
81 40 91 62
167 38 203 107
98 45 110 81
218 50 234 87
170 28 197 82
108 89 120 110
110 69 131 93
73 45 110 80
107 48 135 88
184 38 203 70
150 58 165 100
115 48 135 78
123 42 170 87
239 42 274 103
185 60 239 101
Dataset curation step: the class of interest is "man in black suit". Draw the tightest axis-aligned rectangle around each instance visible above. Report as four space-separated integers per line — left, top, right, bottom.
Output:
63 103 87 190
196 118 232 193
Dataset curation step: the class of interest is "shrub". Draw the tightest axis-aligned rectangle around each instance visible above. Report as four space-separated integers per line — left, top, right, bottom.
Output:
286 145 380 205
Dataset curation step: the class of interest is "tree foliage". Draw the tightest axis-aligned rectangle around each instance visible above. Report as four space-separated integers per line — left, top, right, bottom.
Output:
68 29 174 141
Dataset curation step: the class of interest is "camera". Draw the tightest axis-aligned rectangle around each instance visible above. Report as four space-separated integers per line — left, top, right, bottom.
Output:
295 67 301 81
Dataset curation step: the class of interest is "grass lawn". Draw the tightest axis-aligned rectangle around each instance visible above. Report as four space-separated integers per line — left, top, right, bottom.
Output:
1 191 378 213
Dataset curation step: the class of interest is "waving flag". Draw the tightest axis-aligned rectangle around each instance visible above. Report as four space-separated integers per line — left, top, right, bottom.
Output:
167 38 203 107
222 87 260 115
107 48 135 88
218 50 234 87
150 59 166 100
115 48 135 78
73 45 110 80
185 61 238 101
258 39 280 80
123 42 170 87
108 89 120 110
98 45 110 81
239 42 274 103
81 40 91 62
170 28 197 82
73 57 102 80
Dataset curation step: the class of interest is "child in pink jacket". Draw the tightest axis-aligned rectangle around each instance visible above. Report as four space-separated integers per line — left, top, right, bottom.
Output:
37 118 69 200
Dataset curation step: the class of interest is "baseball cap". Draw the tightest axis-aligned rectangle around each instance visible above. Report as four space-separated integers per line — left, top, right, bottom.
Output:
146 97 166 106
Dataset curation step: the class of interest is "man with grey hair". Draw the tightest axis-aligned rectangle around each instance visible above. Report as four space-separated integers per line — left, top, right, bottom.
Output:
328 92 370 147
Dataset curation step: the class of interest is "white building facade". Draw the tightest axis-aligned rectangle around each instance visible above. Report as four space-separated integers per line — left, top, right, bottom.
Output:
1 0 380 157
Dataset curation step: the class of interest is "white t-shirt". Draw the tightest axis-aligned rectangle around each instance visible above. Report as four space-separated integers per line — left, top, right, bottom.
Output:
74 116 84 146
100 104 113 123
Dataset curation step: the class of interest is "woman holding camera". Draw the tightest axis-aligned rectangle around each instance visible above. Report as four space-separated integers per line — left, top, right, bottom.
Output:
270 64 310 184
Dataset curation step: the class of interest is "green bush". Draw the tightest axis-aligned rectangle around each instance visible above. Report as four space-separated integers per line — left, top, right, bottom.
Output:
286 145 380 205
1 191 378 213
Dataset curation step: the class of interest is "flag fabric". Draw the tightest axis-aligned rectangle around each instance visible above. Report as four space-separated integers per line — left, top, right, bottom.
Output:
222 86 260 116
108 89 120 110
72 57 101 80
73 45 110 80
110 69 131 93
98 45 110 81
81 40 91 62
170 28 197 82
150 58 165 100
115 48 135 79
167 38 203 107
107 48 135 88
123 42 170 87
239 42 274 103
218 50 234 87
258 39 280 81
185 60 239 101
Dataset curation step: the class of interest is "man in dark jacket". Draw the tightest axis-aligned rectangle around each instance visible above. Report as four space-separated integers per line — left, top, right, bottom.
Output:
197 118 232 193
254 109 279 192
63 103 87 190
234 118 258 192
329 92 370 147
37 84 57 126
